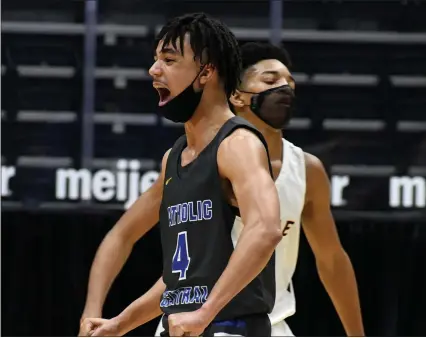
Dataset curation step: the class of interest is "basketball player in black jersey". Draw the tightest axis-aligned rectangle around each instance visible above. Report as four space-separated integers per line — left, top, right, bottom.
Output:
79 13 282 337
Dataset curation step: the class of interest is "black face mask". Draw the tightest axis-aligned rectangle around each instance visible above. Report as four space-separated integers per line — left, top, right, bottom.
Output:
157 67 205 123
241 85 295 129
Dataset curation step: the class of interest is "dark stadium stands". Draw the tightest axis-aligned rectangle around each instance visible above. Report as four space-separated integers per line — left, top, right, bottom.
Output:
1 0 425 209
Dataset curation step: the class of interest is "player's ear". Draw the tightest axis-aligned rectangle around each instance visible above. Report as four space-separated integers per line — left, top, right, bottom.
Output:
229 90 245 108
199 64 215 85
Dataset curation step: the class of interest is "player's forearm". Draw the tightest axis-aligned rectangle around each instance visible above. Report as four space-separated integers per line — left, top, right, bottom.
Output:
317 250 364 336
83 233 133 317
201 222 281 320
114 277 166 335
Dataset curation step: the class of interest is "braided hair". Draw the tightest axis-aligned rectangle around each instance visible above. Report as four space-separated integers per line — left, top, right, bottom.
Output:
155 13 242 97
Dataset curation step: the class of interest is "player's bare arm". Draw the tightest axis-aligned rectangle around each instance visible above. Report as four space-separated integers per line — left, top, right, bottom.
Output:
301 153 364 336
81 277 166 337
80 149 171 324
197 128 282 322
110 277 165 336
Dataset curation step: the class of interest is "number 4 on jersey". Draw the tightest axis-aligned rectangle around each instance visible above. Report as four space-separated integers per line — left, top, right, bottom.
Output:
172 231 191 280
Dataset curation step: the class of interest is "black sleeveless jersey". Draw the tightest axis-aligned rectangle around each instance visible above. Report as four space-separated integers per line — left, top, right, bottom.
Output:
159 116 276 320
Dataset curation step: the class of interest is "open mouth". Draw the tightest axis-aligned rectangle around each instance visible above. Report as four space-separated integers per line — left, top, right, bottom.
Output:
156 87 173 107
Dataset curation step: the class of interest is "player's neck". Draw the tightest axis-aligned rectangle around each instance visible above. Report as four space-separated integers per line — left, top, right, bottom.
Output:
184 94 233 152
261 127 284 161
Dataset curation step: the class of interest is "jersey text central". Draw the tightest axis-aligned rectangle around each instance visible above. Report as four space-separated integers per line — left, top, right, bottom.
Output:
160 286 209 308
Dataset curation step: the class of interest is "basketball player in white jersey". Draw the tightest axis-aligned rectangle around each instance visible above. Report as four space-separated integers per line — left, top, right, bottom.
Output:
227 42 364 336
80 42 364 337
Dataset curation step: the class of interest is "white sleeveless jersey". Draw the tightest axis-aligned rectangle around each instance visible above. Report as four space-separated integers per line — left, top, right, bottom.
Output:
231 138 306 325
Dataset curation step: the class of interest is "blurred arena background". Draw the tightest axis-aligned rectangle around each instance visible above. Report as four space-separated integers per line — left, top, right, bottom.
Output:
1 0 426 336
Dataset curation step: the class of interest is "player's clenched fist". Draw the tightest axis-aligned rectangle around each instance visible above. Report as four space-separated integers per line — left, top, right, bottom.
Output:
79 318 100 336
168 309 211 337
79 318 121 337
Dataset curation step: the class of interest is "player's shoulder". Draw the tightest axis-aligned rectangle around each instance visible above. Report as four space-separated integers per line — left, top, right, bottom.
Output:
160 148 173 176
303 152 324 171
218 127 266 159
283 138 305 163
223 127 263 145
162 148 172 165
217 128 269 179
304 152 328 181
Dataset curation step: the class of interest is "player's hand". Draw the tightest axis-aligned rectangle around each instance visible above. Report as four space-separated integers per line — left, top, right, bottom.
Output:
168 309 211 337
79 317 102 337
79 317 121 337
79 309 101 336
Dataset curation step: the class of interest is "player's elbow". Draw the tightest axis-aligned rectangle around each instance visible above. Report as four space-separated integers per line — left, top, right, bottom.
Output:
256 219 282 248
315 246 348 273
266 228 283 248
